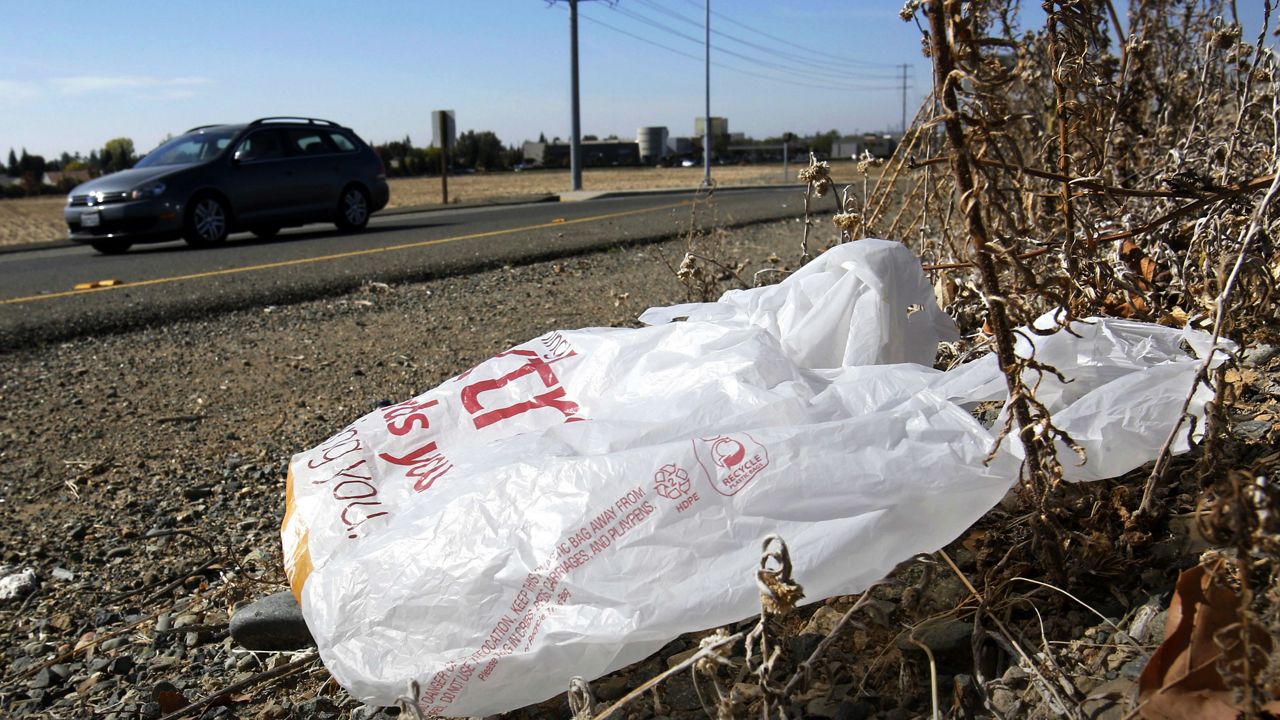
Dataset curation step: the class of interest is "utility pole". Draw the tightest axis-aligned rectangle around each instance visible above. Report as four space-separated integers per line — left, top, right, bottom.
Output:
703 0 711 187
548 0 614 192
569 0 583 191
900 64 910 135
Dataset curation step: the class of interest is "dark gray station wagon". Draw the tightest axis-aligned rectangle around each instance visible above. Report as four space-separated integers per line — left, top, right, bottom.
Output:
65 117 390 254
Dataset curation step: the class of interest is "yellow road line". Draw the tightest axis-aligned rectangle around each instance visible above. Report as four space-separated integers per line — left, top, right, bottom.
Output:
1 200 690 306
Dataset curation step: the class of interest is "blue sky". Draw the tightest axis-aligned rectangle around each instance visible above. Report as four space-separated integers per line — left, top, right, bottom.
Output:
0 1 1270 160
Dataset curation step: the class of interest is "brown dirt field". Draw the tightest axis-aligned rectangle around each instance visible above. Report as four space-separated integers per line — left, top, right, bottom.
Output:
0 196 69 247
0 162 864 249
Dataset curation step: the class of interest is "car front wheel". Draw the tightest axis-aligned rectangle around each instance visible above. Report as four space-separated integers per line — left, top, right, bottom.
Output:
184 195 230 248
335 185 369 232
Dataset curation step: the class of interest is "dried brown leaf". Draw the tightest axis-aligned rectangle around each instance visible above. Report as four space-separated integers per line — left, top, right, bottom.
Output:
1138 557 1280 719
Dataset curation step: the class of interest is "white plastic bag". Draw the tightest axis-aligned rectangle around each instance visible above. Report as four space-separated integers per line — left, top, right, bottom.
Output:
282 239 1216 716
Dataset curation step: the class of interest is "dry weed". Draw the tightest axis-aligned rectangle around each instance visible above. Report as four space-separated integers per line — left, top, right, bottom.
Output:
618 1 1279 717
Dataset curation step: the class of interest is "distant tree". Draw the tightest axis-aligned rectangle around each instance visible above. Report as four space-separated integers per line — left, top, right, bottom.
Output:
501 144 524 169
100 137 137 173
807 129 841 158
5 148 17 177
18 149 45 178
583 134 599 141
538 131 547 143
712 133 730 160
407 146 441 176
451 130 504 170
376 136 416 176
19 152 47 194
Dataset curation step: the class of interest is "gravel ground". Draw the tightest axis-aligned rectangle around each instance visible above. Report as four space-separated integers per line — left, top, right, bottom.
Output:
2 215 1274 720
0 219 809 719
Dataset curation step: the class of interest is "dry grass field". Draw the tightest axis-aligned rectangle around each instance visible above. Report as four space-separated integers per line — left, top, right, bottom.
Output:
0 195 71 247
0 161 861 249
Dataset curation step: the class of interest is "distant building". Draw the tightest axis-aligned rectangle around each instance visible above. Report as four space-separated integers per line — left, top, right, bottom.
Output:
832 133 900 160
45 170 91 187
694 117 728 137
521 140 641 168
669 137 696 161
635 126 669 165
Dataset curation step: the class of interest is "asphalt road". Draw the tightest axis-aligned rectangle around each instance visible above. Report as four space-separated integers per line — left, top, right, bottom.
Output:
0 187 802 349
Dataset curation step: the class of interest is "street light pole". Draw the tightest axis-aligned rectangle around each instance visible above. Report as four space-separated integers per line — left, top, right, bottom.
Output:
703 0 711 187
569 0 583 191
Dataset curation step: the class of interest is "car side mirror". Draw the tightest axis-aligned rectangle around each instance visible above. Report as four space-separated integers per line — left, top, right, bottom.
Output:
232 150 245 164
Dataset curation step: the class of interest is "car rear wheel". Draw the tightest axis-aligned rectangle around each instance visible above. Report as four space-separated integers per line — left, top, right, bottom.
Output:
91 240 132 255
252 227 280 239
335 185 369 232
184 195 230 248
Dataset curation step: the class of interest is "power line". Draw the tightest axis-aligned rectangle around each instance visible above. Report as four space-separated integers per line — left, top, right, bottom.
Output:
574 10 901 93
633 0 899 76
676 0 899 70
605 3 899 85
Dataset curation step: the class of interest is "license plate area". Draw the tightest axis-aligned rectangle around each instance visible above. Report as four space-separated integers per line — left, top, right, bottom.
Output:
80 211 101 228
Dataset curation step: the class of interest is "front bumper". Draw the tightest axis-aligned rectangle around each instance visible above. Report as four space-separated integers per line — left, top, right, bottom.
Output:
65 198 184 244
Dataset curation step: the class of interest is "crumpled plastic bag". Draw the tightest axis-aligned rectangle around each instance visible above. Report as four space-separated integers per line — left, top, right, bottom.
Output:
281 239 1220 716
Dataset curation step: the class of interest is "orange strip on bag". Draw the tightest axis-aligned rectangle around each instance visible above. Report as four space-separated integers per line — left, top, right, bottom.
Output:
281 467 314 604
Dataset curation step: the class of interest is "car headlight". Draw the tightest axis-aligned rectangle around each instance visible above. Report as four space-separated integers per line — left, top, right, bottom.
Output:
129 181 166 200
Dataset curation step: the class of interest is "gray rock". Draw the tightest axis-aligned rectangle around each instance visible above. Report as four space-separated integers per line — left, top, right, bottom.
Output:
658 676 702 712
895 619 972 653
592 674 630 702
229 590 314 651
0 566 38 601
1243 343 1278 367
107 655 135 676
293 697 340 719
1126 603 1166 644
100 637 127 651
182 486 213 501
1233 420 1271 441
1081 678 1137 720
989 686 1021 716
1119 654 1150 681
30 665 68 689
51 567 75 581
801 605 846 636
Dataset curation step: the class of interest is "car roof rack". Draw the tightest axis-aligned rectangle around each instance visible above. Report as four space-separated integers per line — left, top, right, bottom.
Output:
249 117 341 128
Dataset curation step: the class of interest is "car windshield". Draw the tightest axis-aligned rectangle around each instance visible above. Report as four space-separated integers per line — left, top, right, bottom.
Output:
134 128 238 168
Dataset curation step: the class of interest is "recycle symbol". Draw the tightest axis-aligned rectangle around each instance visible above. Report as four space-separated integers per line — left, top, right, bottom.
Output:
653 463 691 499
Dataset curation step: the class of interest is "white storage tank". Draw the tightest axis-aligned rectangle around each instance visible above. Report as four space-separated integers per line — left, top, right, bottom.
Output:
636 126 669 165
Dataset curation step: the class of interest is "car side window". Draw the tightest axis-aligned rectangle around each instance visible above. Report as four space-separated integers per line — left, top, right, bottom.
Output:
235 130 285 162
285 129 336 157
327 132 357 152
